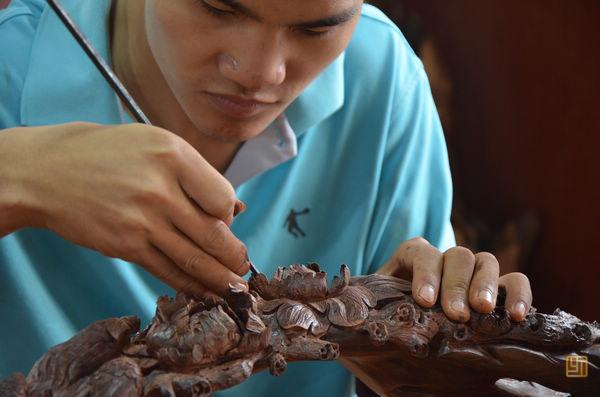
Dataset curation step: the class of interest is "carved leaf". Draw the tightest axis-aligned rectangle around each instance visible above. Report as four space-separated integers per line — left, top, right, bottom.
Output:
327 297 365 327
276 302 323 331
350 274 412 301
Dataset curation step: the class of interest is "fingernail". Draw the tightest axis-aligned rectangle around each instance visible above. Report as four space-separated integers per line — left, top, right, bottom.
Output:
228 282 248 293
477 289 493 305
451 300 466 314
513 301 526 318
234 200 247 217
418 284 435 304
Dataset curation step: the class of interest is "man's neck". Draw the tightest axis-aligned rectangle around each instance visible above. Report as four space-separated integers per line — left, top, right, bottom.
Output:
110 0 240 173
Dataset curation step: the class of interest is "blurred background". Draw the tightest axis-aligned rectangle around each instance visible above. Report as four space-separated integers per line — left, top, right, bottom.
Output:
371 0 600 321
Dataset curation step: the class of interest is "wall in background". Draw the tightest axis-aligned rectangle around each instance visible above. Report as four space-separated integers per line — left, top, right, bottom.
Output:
378 1 600 320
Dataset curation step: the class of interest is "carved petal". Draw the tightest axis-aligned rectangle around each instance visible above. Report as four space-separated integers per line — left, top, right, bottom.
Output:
327 297 363 327
309 316 331 336
249 273 279 300
245 311 267 334
308 301 328 314
329 265 351 296
167 306 241 365
276 302 322 331
341 293 369 323
285 272 328 300
259 298 286 314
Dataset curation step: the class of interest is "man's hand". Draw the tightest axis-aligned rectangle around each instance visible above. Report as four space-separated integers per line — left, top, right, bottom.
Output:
377 237 532 322
0 122 249 296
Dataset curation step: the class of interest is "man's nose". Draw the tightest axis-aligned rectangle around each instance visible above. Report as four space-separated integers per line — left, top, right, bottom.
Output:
218 34 286 91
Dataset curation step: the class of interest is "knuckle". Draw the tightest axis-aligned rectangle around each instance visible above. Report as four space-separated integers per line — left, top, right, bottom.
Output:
475 251 497 263
445 246 476 262
120 214 152 243
446 279 471 295
111 238 138 258
475 252 499 272
231 260 250 276
205 219 228 249
501 273 532 302
237 242 249 263
182 253 204 274
408 236 429 246
413 236 429 243
223 242 248 276
399 237 429 253
217 186 237 219
148 129 186 161
504 272 531 285
132 182 170 207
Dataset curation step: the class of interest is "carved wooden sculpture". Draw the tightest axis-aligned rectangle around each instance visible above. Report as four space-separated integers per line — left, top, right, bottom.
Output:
1 264 598 396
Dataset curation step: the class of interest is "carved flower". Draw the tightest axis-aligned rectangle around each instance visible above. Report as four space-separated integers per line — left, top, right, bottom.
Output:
254 265 377 335
143 295 242 366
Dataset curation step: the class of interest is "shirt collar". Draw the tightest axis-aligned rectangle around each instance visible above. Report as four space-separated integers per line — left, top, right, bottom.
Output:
285 52 345 136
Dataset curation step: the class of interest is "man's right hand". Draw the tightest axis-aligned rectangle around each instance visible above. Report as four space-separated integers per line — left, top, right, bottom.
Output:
0 122 250 296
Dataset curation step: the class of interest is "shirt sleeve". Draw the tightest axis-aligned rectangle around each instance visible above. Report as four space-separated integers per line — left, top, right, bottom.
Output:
365 64 456 274
0 0 44 128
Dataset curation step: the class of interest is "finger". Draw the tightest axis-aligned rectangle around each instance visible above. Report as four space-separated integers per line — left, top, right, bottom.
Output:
441 246 476 322
170 196 250 276
140 244 210 297
380 238 443 308
468 252 500 313
499 272 533 321
151 227 247 296
174 142 238 222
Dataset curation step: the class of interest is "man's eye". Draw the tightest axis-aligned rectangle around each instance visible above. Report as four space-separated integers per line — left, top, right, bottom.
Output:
198 0 235 16
300 27 334 38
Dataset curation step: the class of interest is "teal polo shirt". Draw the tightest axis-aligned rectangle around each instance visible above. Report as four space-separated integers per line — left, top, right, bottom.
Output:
0 0 455 395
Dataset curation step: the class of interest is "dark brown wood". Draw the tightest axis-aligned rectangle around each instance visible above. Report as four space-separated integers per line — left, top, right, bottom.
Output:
1 264 598 396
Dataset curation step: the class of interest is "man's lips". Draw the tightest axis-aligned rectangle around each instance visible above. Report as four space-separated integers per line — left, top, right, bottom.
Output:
205 92 277 119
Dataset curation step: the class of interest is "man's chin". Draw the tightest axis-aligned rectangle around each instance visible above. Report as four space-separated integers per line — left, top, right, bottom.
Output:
194 120 272 144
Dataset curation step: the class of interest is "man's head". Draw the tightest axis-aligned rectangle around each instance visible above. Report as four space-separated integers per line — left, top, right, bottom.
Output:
142 0 362 143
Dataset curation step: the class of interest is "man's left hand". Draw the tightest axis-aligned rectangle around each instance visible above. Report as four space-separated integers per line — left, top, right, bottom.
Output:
377 237 532 322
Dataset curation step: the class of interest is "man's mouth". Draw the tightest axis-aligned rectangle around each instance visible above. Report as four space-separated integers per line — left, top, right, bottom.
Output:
204 92 277 119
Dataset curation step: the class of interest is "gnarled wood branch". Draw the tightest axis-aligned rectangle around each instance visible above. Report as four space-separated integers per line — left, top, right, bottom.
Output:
1 264 598 396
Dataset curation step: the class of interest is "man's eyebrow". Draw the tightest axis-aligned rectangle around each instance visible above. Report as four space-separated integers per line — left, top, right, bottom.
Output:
216 0 261 20
291 6 361 29
215 0 361 29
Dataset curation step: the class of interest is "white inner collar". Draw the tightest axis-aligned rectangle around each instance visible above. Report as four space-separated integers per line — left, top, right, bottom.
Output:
224 114 298 187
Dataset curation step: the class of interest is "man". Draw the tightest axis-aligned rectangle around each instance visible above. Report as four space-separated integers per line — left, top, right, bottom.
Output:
0 0 532 396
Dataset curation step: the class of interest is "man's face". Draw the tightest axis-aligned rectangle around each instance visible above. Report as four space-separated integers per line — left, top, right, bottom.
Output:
144 0 362 142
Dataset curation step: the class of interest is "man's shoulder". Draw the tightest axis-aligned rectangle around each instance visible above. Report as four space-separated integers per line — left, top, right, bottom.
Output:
347 4 424 89
359 3 401 34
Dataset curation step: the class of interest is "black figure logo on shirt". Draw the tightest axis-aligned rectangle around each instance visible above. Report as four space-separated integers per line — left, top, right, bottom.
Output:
284 208 310 238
